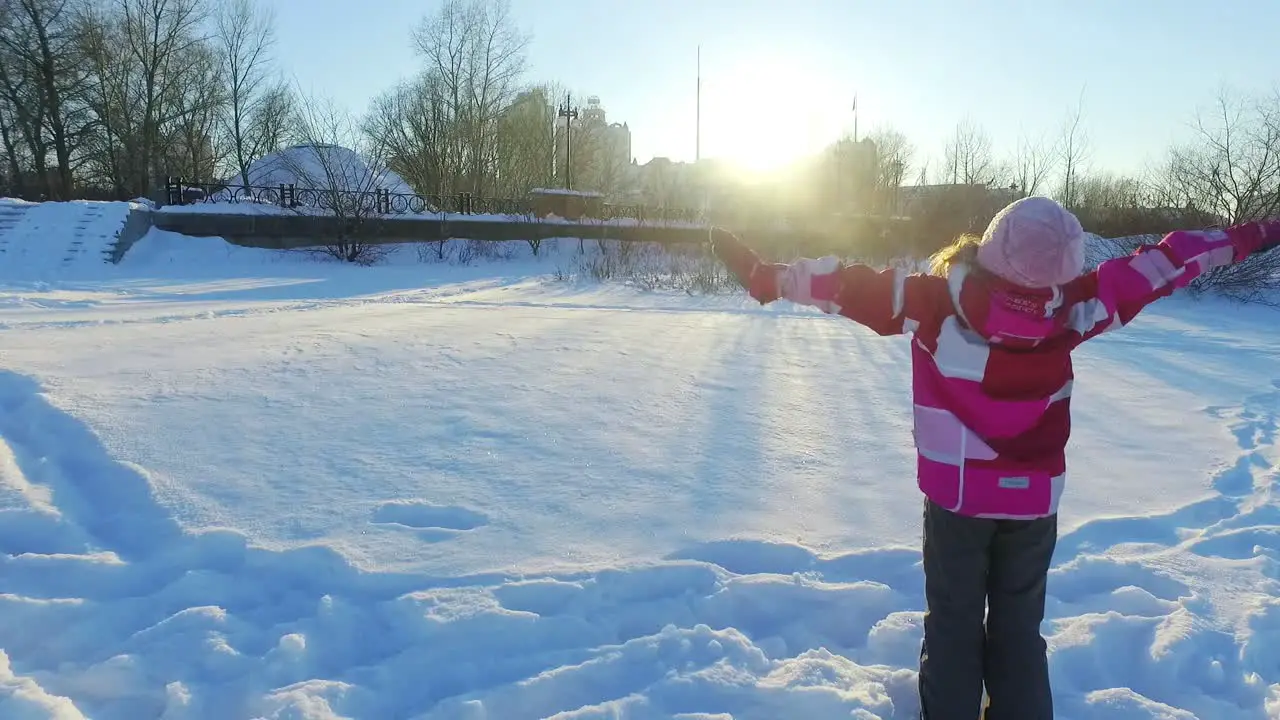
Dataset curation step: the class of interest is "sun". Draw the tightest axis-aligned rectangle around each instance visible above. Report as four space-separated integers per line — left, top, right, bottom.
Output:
701 54 838 176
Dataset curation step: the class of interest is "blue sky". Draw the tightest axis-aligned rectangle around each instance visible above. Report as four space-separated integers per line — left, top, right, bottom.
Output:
274 0 1279 177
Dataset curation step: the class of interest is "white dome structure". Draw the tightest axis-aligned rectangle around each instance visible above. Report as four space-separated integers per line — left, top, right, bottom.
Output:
236 144 414 195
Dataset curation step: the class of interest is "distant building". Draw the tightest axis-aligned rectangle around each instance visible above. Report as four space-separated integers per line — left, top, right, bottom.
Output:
555 95 633 197
830 138 878 212
580 96 632 171
495 89 558 196
624 156 706 210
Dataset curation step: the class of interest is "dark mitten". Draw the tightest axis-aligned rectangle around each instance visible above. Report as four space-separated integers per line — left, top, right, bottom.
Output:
710 228 780 303
747 263 783 304
1259 219 1280 252
1224 219 1280 260
710 228 757 282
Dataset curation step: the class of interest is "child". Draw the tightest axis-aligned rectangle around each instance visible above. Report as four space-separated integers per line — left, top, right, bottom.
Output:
709 196 1280 720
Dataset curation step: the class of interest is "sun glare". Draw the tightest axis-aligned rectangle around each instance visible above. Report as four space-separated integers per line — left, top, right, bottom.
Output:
703 56 839 177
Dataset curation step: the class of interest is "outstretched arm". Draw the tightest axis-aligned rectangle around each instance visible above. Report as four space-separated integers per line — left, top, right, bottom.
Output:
710 228 943 336
1069 220 1280 342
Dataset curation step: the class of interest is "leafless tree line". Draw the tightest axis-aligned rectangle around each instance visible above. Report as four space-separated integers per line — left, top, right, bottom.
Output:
825 87 1280 298
874 87 1280 230
870 100 1089 203
0 0 296 199
0 0 627 205
362 0 635 202
3 0 1278 294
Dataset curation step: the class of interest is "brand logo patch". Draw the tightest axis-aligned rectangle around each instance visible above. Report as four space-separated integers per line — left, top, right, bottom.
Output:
999 476 1031 490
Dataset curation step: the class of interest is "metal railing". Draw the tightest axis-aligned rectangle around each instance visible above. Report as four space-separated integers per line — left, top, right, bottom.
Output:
164 178 535 216
163 177 705 223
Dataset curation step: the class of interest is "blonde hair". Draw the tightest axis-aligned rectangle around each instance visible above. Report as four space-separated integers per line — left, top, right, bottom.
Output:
928 234 982 277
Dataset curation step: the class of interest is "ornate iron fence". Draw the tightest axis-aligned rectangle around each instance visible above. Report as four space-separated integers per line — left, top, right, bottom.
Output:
163 177 704 223
596 203 703 224
163 177 529 216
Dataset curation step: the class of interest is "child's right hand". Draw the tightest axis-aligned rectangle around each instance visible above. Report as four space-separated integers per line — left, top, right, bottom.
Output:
1231 218 1280 259
710 228 781 304
1259 219 1280 253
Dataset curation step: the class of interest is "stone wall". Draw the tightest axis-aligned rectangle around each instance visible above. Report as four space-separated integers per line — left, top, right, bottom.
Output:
150 211 713 249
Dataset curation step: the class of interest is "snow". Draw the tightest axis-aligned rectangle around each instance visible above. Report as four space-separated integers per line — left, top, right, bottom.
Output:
0 200 145 282
1 216 1279 718
0 650 85 720
231 144 413 195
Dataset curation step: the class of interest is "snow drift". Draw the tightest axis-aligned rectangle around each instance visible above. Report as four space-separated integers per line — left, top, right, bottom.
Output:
0 219 1279 719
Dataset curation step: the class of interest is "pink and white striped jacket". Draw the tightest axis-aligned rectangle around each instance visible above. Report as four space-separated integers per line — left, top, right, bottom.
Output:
717 222 1278 519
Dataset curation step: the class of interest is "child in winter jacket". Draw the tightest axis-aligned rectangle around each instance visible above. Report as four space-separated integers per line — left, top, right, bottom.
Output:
710 196 1280 720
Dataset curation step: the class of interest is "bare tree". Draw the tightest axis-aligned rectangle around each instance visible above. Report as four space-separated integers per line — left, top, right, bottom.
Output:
365 72 452 196
75 1 125 193
1070 171 1181 240
215 0 282 188
1010 131 1057 197
76 0 209 196
590 129 630 199
914 159 929 188
1057 97 1090 209
558 115 631 201
640 158 688 210
493 84 554 196
0 47 47 196
0 95 22 195
943 119 997 185
868 128 913 183
1161 88 1280 224
1154 88 1280 302
560 102 612 195
0 0 50 197
1074 172 1148 211
252 82 293 158
411 0 529 196
162 40 226 182
0 0 90 199
284 93 395 264
866 127 913 214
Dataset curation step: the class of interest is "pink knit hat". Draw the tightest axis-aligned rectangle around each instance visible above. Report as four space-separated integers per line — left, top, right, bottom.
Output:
975 196 1086 288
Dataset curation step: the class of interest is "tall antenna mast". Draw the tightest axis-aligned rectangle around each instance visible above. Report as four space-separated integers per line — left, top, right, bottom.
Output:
696 45 701 163
852 93 859 143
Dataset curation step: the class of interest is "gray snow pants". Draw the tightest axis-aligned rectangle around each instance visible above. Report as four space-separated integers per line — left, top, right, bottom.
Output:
918 499 1057 720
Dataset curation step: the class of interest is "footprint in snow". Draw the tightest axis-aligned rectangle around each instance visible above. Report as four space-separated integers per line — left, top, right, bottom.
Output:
371 500 488 539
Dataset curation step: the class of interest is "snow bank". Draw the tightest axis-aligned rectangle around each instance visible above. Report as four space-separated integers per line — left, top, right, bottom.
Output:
0 651 85 719
119 228 581 274
1 215 1279 718
120 228 306 273
1084 231 1150 268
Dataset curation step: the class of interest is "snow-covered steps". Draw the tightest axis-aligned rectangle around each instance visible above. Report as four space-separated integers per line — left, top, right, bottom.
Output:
0 199 34 257
62 202 112 267
0 199 152 280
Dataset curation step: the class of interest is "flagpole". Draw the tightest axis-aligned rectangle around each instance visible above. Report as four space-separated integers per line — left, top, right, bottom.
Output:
853 93 858 143
697 45 707 218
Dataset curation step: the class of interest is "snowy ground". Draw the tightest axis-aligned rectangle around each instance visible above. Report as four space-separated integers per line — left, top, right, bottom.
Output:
1 226 1279 719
